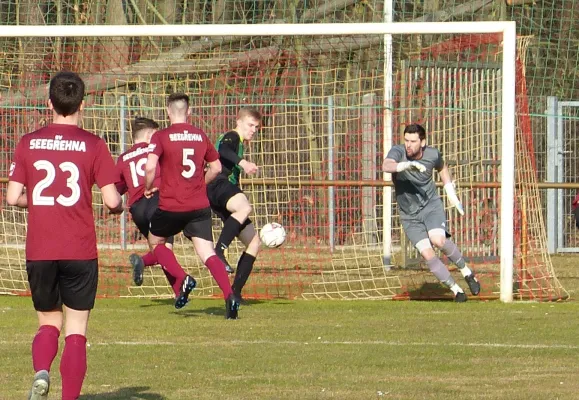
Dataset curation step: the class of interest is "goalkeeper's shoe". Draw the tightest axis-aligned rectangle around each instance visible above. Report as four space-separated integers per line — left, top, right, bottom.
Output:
215 250 235 274
28 370 49 400
129 253 145 286
175 275 196 309
225 293 241 320
454 291 467 303
465 274 481 296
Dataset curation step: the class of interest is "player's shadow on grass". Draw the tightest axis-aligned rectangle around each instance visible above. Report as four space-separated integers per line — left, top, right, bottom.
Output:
139 299 174 308
407 282 455 301
171 299 268 318
80 385 165 399
141 298 267 311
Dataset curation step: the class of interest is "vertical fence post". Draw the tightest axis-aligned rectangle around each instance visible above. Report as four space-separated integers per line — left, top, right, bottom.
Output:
546 96 558 253
120 95 127 251
327 96 335 252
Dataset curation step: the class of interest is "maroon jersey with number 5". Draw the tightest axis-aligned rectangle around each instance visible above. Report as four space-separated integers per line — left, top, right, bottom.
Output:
115 142 161 207
8 124 117 260
149 123 219 212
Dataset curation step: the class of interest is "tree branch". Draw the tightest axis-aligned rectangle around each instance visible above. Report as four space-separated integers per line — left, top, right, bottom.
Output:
0 0 490 107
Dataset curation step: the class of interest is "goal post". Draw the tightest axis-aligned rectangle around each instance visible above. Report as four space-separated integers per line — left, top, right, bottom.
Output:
0 22 539 303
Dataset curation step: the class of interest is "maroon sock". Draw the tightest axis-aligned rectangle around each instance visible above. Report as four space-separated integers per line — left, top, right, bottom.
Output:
205 255 233 299
141 252 157 267
162 267 179 296
153 245 186 283
60 334 87 400
32 325 60 372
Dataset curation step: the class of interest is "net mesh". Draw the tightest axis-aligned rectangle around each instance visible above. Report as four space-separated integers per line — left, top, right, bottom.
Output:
0 1 572 301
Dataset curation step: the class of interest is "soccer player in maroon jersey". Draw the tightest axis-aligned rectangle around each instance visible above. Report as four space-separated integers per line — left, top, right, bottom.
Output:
145 93 241 318
6 71 122 400
115 117 176 291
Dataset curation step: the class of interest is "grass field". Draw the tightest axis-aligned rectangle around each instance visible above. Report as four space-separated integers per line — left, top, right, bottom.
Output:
1 255 578 399
2 292 579 399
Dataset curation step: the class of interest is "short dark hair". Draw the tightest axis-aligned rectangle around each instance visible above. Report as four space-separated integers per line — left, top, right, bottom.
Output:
404 123 426 141
167 92 189 108
49 71 85 117
131 117 159 140
237 106 262 121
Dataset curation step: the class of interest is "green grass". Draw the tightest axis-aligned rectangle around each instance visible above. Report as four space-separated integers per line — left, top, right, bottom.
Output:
1 296 579 400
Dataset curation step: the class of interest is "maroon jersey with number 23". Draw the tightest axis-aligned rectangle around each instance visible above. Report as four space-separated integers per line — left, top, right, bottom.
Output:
9 124 118 261
149 122 219 212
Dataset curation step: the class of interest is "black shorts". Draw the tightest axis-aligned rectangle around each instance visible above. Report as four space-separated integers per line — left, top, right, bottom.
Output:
150 207 213 241
129 194 174 245
207 179 252 229
26 259 98 311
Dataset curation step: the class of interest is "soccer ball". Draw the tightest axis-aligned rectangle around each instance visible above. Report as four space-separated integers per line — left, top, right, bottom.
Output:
259 222 286 248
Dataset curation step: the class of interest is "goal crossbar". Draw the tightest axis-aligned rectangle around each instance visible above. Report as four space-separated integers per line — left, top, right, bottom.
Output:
0 21 517 302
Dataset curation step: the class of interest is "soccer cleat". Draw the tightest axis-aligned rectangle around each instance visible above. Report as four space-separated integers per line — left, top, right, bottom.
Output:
454 292 467 303
129 253 145 286
28 370 49 400
175 275 196 309
215 250 235 274
225 293 241 319
465 274 481 296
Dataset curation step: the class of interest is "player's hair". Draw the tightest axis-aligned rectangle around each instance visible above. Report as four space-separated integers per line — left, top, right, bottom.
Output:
131 117 159 140
237 106 262 121
49 71 85 117
167 92 189 112
404 123 426 141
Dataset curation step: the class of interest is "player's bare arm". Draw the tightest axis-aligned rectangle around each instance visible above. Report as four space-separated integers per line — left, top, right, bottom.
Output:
439 164 464 216
6 181 27 208
101 183 123 214
382 158 426 173
239 159 258 175
382 158 399 173
205 159 222 184
144 153 159 198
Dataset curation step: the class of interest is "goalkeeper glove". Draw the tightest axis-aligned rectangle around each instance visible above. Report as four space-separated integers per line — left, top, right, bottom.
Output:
444 182 465 216
396 161 426 173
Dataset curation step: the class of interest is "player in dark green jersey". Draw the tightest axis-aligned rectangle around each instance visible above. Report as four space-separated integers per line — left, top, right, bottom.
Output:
207 107 261 299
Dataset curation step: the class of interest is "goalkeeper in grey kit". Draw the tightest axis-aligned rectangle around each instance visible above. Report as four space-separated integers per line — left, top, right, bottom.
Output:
382 123 480 302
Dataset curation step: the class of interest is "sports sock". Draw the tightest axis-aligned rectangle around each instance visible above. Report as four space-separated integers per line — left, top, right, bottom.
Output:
232 252 256 296
440 240 472 277
426 257 452 283
153 245 186 284
448 282 464 295
141 252 157 267
60 334 87 400
32 325 60 372
215 217 243 254
205 255 233 299
161 267 178 296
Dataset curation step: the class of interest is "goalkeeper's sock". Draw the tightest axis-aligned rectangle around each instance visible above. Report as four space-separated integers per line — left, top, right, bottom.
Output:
60 334 87 400
32 325 60 372
141 252 157 266
441 240 472 276
216 217 243 254
426 257 452 283
232 252 256 296
205 255 233 299
448 282 464 295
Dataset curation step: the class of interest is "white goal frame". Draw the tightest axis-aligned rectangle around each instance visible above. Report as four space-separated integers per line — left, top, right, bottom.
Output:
1 22 517 302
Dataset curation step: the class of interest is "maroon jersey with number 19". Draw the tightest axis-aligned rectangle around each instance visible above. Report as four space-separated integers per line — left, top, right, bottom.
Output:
9 124 118 261
149 123 219 212
116 142 161 207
